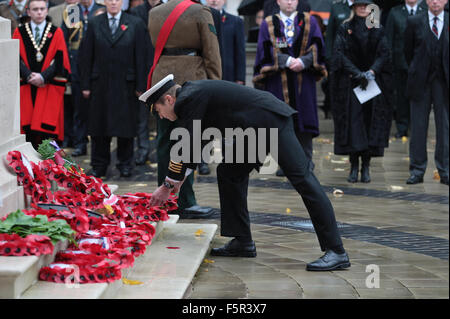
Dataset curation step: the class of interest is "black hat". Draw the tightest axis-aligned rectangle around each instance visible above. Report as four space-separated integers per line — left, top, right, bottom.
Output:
139 74 176 111
351 0 374 6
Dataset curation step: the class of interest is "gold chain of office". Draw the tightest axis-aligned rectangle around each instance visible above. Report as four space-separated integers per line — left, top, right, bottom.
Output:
25 22 53 62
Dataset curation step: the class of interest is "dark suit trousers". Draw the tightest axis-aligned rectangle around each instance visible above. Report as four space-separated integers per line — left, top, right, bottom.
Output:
136 101 150 155
217 118 343 251
409 77 449 178
393 70 410 135
91 136 134 171
72 80 89 150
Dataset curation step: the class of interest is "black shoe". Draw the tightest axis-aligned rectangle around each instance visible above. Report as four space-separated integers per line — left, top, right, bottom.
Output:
306 250 351 271
72 147 86 157
120 168 132 178
135 151 149 166
406 174 424 185
175 205 215 219
395 132 408 139
210 238 257 257
276 168 285 176
360 165 371 183
440 176 449 186
198 163 210 175
90 168 107 178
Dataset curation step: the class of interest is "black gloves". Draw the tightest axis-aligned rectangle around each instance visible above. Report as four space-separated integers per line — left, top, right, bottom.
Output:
354 71 375 90
354 72 369 90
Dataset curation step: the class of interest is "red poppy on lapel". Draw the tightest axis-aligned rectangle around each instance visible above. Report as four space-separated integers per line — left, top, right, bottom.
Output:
298 20 304 27
348 29 353 35
47 32 53 39
121 24 128 31
222 15 226 23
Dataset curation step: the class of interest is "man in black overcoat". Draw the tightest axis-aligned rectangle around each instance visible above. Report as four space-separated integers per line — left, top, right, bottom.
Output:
143 76 351 271
80 0 148 177
385 0 426 139
129 0 159 165
404 0 449 186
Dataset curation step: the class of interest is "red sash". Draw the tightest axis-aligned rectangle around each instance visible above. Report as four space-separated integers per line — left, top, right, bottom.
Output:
146 0 195 89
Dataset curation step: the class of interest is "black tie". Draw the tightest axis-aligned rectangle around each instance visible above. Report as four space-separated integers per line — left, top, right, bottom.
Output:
410 9 414 16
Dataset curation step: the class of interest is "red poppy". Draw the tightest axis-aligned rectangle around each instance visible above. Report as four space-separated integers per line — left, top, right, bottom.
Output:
120 24 128 31
47 32 53 39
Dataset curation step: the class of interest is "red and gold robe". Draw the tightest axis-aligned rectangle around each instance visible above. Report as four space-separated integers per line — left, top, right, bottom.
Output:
13 22 71 141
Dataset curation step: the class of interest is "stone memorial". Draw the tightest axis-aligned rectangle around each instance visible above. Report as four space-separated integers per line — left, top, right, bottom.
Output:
0 17 40 218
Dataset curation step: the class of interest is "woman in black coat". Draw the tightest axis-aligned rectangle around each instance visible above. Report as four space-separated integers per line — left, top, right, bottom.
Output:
329 0 393 183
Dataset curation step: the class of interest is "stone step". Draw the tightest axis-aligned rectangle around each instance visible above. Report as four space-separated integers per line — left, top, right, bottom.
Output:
0 240 68 299
112 223 218 299
19 215 179 299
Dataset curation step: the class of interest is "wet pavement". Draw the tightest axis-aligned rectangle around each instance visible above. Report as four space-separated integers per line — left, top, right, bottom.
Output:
72 111 449 299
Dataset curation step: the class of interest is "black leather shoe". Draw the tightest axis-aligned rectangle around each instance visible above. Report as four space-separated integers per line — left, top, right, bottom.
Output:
91 168 107 178
440 176 449 186
306 250 351 271
406 175 424 185
210 238 257 257
175 205 215 219
276 168 285 176
72 147 86 157
395 132 408 138
135 151 149 166
120 168 132 178
198 163 210 175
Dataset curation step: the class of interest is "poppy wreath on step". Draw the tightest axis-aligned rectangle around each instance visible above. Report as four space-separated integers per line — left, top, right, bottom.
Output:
0 233 54 256
6 148 176 284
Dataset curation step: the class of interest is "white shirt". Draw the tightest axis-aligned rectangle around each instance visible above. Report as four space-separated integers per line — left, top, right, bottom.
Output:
405 3 418 15
347 0 354 6
429 10 445 39
279 11 304 69
14 0 26 11
29 20 47 81
107 10 122 25
30 20 47 39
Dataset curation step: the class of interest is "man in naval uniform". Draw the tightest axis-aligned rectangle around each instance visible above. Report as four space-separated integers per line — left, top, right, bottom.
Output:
141 75 351 272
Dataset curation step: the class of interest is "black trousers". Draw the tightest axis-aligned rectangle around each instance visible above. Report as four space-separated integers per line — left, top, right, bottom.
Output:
393 70 410 135
72 80 89 150
135 101 151 156
91 136 134 171
409 77 449 179
216 118 343 252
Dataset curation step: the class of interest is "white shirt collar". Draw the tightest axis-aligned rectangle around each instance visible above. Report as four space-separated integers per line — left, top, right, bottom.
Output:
429 10 444 22
347 0 354 6
30 20 47 33
405 3 418 13
107 10 122 21
279 11 297 23
14 0 25 11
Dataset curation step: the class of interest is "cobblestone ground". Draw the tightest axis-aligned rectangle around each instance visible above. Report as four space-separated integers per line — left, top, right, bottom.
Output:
73 110 448 299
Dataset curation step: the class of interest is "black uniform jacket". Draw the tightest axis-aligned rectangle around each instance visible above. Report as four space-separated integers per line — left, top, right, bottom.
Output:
167 80 297 181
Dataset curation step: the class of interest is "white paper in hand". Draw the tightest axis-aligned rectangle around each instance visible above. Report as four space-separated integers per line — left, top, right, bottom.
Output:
353 79 382 104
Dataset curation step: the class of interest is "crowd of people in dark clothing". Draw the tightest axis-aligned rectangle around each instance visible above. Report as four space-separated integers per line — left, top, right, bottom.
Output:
1 0 448 187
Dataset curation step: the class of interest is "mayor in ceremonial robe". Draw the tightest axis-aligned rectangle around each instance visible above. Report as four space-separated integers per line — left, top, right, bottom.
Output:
13 0 71 149
253 0 327 167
